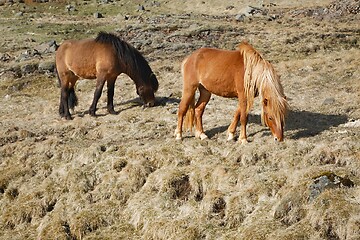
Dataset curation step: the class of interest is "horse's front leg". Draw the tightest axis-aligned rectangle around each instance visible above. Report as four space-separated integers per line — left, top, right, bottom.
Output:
228 99 248 144
107 79 116 114
89 79 106 116
238 110 248 144
227 108 240 141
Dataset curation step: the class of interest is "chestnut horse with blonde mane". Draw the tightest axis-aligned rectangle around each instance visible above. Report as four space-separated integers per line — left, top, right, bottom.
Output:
175 41 289 143
56 32 158 120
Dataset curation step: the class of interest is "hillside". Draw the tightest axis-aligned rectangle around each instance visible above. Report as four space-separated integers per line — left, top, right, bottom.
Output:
0 0 359 239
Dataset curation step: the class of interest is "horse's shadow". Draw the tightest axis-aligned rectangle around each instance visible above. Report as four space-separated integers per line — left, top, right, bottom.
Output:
285 110 348 139
75 96 180 117
117 96 180 108
205 110 348 140
156 96 181 106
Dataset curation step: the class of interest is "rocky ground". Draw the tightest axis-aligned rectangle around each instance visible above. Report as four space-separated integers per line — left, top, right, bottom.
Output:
0 0 359 239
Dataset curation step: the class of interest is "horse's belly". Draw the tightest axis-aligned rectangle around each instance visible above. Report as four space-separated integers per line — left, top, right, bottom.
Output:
200 79 238 98
70 65 97 79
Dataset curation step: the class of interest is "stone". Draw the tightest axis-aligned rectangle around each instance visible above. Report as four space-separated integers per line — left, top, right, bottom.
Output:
138 5 145 11
308 172 354 202
93 12 103 18
235 14 246 22
38 61 55 73
322 97 335 105
15 12 23 17
21 63 38 75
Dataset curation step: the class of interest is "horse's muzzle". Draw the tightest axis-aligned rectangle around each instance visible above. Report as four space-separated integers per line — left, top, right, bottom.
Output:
143 101 155 108
274 136 283 142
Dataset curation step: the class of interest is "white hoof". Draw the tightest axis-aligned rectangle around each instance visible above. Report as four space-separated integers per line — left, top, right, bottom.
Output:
227 132 235 141
199 133 208 140
195 131 208 140
239 138 248 144
174 129 182 140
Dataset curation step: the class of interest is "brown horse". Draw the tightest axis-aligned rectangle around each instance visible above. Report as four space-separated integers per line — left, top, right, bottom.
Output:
55 32 159 120
175 41 289 143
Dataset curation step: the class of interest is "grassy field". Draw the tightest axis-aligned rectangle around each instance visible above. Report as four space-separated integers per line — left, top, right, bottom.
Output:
0 0 359 239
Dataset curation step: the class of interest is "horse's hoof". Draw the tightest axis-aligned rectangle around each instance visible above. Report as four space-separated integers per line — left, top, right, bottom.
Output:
175 133 182 140
196 131 208 140
174 129 182 140
239 139 248 144
65 115 73 120
200 133 208 140
227 133 235 141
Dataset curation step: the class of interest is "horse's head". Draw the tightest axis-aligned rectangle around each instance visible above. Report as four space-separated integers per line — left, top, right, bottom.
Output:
137 74 158 107
136 84 155 107
262 97 288 142
137 72 158 107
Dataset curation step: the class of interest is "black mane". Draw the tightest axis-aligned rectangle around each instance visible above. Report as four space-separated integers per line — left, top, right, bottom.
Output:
95 31 158 91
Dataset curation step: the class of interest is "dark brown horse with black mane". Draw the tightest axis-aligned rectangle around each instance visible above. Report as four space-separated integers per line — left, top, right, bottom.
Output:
175 41 289 143
55 31 158 120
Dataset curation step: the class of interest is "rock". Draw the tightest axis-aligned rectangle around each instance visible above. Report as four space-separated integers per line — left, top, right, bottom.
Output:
93 12 103 18
35 40 58 54
138 5 145 11
4 94 11 101
238 6 263 17
21 63 38 75
151 1 160 7
15 12 23 17
38 61 55 73
0 53 12 62
308 172 354 202
65 5 76 12
48 40 59 52
16 49 42 62
235 14 246 22
226 5 235 10
322 97 335 105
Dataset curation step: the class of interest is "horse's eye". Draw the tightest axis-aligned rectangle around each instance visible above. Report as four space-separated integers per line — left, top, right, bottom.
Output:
269 117 273 121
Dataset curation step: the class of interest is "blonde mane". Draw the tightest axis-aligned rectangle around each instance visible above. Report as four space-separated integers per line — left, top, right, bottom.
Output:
237 41 289 127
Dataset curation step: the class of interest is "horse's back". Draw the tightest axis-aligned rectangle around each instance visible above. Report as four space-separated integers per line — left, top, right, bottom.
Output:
183 48 244 98
56 38 119 79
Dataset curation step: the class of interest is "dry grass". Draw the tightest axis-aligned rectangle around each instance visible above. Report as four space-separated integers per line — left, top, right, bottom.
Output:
0 0 360 239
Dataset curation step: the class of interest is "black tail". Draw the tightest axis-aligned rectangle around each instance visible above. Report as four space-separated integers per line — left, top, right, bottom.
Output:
68 87 78 110
55 60 61 88
55 58 78 110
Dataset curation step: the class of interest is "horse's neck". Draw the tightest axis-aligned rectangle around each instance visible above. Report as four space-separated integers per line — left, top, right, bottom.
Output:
123 66 143 86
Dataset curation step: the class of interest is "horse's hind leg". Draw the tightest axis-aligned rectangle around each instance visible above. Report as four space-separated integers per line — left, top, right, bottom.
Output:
59 86 74 120
194 84 211 140
89 78 106 116
58 73 78 120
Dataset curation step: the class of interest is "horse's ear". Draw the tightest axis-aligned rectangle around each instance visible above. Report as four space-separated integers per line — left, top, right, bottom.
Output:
263 98 268 106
